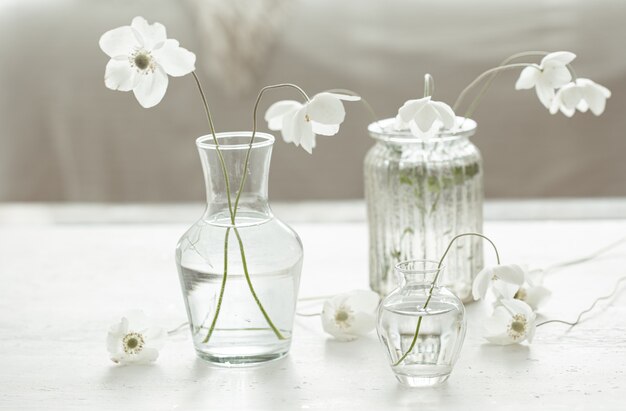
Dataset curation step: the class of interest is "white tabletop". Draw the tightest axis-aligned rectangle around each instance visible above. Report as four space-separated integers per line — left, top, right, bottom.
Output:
1 201 625 410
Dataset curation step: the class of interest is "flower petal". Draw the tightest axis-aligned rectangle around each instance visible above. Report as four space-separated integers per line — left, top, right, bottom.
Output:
152 39 196 77
541 51 576 68
580 79 611 115
133 67 169 108
523 285 551 311
472 267 492 300
483 307 514 345
543 66 572 89
515 66 539 90
311 122 340 136
264 100 302 131
131 16 167 50
414 104 439 133
307 93 346 125
323 92 361 102
430 101 456 129
99 25 141 58
500 298 533 317
104 57 138 92
492 264 525 286
344 290 380 313
535 82 556 109
397 97 430 123
133 347 160 363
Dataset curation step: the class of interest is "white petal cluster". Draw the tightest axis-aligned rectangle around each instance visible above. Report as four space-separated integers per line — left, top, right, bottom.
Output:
99 16 196 108
395 96 456 138
473 264 550 345
265 92 360 154
106 310 165 364
321 290 380 341
515 51 611 116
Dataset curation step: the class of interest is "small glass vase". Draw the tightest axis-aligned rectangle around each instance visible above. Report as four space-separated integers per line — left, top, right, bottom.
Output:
176 132 303 366
377 260 466 387
364 117 484 302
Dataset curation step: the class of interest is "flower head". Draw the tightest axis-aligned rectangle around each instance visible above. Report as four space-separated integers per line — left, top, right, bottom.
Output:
515 51 576 108
484 299 536 345
395 96 456 138
99 16 196 108
106 310 165 364
472 264 526 301
550 78 611 117
321 290 379 341
264 92 360 154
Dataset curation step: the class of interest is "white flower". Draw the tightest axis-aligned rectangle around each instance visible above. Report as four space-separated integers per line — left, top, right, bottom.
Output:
106 310 165 364
321 290 380 341
513 283 551 311
394 96 456 138
472 264 525 301
483 266 552 311
264 92 361 154
515 51 576 108
484 299 536 345
99 16 196 108
549 78 611 117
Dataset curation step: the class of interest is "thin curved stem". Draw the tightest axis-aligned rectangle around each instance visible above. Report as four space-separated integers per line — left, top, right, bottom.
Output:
453 63 539 113
234 227 285 339
543 236 626 274
325 88 377 123
393 232 500 366
537 276 626 328
192 72 235 222
202 227 231 343
423 73 434 98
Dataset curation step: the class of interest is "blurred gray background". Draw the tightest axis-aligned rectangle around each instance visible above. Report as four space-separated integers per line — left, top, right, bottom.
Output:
1 0 624 202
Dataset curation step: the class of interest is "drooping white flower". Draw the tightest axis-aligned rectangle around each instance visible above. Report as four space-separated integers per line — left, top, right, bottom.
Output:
394 96 456 138
99 16 196 108
513 283 551 311
484 299 536 345
321 290 380 341
472 264 525 301
106 310 165 364
264 92 361 154
550 78 612 117
485 266 552 311
515 51 576 108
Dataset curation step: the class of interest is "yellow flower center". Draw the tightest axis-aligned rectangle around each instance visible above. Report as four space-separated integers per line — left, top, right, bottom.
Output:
514 287 527 301
507 314 527 340
122 332 145 355
129 49 155 74
334 305 353 329
134 53 151 70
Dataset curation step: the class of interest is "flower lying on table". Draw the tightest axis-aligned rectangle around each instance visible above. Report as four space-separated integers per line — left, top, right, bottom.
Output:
321 290 380 341
107 310 165 364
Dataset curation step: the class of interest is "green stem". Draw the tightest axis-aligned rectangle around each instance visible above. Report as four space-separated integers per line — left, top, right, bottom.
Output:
423 73 434 98
233 227 285 339
202 227 231 343
393 232 500 366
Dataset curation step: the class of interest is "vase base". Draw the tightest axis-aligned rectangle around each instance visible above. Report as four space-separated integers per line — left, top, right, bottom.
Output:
394 373 450 387
195 349 288 367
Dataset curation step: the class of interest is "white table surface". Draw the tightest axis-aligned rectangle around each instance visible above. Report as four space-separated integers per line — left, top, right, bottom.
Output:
1 201 626 410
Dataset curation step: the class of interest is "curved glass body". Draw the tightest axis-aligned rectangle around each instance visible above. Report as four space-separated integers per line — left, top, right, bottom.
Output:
377 260 466 387
176 132 303 366
364 118 484 301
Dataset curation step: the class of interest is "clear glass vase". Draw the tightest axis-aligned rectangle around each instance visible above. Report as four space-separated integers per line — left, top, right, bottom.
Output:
364 118 483 302
377 260 467 387
176 132 303 366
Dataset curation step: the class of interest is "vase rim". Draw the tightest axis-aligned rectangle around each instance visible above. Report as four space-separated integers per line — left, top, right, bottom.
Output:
395 259 445 275
368 116 477 143
196 131 275 151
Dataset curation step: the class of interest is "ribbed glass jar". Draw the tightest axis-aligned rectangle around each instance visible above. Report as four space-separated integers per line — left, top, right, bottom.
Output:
364 118 483 302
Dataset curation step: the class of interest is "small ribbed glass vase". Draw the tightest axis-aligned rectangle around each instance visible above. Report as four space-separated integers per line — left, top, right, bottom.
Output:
364 118 483 302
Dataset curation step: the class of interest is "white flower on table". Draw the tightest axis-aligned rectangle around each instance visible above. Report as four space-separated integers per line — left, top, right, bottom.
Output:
99 16 196 108
394 96 456 138
106 310 165 364
321 290 380 341
550 78 612 117
484 299 537 345
264 92 361 154
482 266 552 311
515 51 576 108
472 264 526 301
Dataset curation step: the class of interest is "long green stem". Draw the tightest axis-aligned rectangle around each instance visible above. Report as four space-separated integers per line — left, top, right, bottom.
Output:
233 227 285 339
393 233 500 366
202 227 231 343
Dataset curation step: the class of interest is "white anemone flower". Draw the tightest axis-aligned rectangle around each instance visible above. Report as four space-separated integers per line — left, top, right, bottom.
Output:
472 264 525 301
394 96 456 138
515 51 576 108
549 78 612 117
484 299 536 345
486 266 552 311
106 310 165 364
321 290 380 341
264 92 360 154
99 16 196 108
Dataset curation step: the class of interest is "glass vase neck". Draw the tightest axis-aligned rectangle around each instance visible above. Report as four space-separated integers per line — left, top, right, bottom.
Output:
395 259 444 287
196 132 274 225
